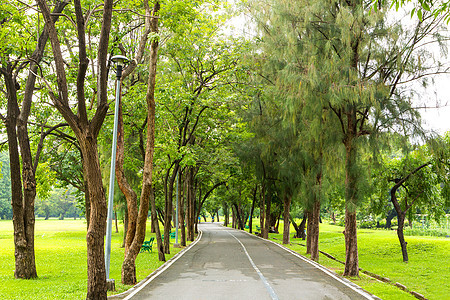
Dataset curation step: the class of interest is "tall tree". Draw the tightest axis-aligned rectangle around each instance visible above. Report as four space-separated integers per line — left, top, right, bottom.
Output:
35 0 114 297
118 0 162 284
0 0 68 279
372 146 448 262
247 0 446 276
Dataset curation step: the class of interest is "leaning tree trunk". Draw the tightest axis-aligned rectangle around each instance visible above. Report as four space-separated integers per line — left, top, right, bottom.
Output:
291 213 307 240
233 203 245 230
385 208 397 229
116 100 138 254
121 2 162 283
397 212 408 262
282 193 292 244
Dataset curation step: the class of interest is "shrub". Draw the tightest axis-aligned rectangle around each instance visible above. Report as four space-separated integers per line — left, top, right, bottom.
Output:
404 228 449 237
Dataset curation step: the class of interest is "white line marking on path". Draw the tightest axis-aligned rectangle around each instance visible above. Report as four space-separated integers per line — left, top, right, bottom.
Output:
243 230 375 300
122 230 204 300
226 231 279 300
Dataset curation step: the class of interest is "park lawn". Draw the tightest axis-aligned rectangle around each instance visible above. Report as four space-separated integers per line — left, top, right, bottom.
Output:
255 220 449 300
0 218 189 300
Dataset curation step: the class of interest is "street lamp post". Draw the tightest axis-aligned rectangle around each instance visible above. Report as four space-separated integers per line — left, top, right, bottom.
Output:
105 55 129 290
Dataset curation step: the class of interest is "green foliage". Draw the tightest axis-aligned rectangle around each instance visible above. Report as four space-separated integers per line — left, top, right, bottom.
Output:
0 0 37 59
35 186 82 220
0 152 12 220
404 228 449 237
371 145 448 222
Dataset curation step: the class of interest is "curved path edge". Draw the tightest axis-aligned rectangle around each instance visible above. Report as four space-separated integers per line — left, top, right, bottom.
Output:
108 230 204 300
234 226 382 300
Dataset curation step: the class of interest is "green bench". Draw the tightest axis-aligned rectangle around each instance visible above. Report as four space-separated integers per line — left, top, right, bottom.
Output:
140 237 155 253
161 232 176 240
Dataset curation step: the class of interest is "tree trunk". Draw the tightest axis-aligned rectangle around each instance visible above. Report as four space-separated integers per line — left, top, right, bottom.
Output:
81 138 107 299
275 210 281 233
84 180 91 229
151 212 156 233
3 0 69 279
163 166 176 254
259 184 265 236
282 193 291 244
122 209 128 248
116 95 138 254
151 188 165 262
224 203 229 227
291 213 307 240
114 210 119 233
343 211 359 276
121 1 161 284
263 188 271 239
36 0 113 296
194 183 200 234
179 172 186 247
232 207 236 229
306 210 312 254
5 71 38 279
186 167 195 241
385 208 397 229
249 186 257 233
233 203 244 230
343 116 359 277
397 212 408 262
310 200 320 261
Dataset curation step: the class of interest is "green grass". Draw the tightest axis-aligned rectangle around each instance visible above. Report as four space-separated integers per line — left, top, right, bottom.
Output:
0 218 189 299
246 220 449 300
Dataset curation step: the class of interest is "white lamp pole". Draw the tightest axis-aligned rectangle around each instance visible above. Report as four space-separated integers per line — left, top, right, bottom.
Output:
105 55 129 286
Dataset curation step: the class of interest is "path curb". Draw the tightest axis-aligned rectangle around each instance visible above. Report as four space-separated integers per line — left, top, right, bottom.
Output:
108 230 203 299
224 225 382 300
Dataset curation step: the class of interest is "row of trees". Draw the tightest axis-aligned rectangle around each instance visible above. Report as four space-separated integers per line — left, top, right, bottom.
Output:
1 0 244 298
1 0 449 298
234 0 450 276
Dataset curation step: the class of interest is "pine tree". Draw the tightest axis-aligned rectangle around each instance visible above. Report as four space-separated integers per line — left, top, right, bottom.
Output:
248 0 445 275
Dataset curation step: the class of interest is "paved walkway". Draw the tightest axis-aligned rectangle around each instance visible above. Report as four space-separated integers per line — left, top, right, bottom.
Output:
118 223 377 300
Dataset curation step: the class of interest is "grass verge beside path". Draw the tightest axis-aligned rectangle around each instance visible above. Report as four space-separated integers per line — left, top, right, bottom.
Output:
242 220 449 300
0 219 190 300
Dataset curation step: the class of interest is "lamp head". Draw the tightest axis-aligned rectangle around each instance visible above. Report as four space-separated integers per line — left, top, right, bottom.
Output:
111 55 130 79
111 55 130 66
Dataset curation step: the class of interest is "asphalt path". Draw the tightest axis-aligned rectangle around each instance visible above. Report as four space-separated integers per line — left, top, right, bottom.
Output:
120 223 377 300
